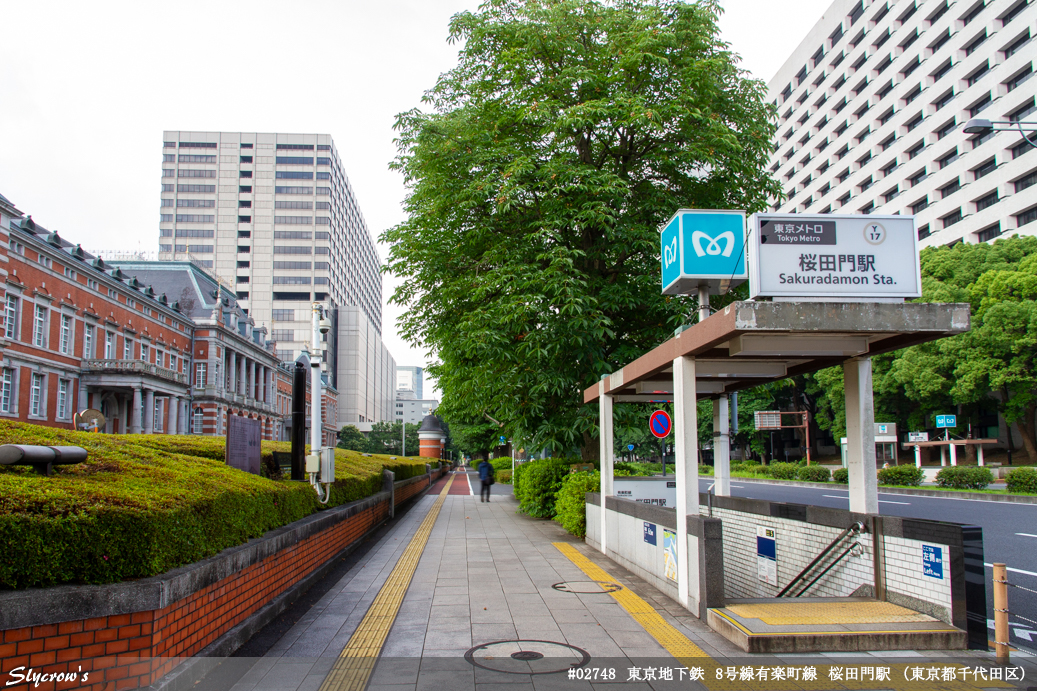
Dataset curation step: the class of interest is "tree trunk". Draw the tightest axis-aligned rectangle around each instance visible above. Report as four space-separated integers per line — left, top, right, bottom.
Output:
582 431 600 462
1013 403 1037 465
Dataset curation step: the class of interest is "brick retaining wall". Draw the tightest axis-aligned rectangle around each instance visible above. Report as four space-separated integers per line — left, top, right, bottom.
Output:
0 469 445 691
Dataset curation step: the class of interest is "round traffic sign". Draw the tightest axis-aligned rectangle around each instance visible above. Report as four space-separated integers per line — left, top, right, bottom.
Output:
649 410 672 438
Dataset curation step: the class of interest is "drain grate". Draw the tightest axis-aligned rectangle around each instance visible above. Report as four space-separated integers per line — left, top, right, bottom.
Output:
552 580 622 594
464 639 590 675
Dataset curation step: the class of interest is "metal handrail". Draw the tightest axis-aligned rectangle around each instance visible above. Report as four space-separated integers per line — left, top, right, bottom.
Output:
776 521 864 597
792 541 865 597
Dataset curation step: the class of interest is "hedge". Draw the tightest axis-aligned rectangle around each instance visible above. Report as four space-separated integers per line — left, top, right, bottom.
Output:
1006 467 1037 494
877 465 924 487
768 462 799 480
513 458 576 518
0 421 430 589
554 471 601 537
833 467 849 484
797 465 831 482
935 466 994 490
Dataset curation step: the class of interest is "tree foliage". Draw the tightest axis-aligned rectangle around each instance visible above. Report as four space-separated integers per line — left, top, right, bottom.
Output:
383 0 780 458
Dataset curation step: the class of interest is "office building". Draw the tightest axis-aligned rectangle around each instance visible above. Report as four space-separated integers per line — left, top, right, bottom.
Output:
396 365 423 400
0 191 341 444
766 0 1036 247
157 131 395 424
394 398 440 426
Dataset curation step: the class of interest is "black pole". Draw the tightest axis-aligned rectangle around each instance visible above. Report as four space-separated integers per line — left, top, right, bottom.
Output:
291 354 309 481
661 439 666 476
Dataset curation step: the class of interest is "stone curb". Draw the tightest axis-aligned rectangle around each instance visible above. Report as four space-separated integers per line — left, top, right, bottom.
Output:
722 475 1037 504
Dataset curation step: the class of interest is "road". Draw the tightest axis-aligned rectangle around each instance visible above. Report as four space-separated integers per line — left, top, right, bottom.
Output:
696 476 1037 652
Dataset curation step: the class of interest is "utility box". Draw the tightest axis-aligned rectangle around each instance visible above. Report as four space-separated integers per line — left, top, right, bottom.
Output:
321 447 336 482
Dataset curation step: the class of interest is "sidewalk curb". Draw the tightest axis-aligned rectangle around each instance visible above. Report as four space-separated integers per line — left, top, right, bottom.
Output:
720 475 1037 504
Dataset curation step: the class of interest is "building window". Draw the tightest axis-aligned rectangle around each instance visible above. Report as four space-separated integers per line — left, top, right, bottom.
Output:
937 149 959 169
940 179 960 198
83 324 94 359
275 171 314 180
193 408 204 434
274 186 313 195
911 169 929 186
59 315 71 354
975 191 999 211
30 373 44 417
1015 170 1037 192
177 169 217 179
239 170 253 179
178 154 216 163
57 380 69 420
141 343 149 363
33 305 47 347
911 198 929 214
0 368 13 413
918 224 931 240
1005 65 1033 93
4 296 18 341
195 363 207 387
103 332 114 359
1018 206 1037 227
977 224 1002 242
942 209 962 228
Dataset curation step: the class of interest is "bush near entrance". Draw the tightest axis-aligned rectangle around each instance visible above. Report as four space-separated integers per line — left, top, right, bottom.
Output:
797 466 831 483
877 465 925 487
513 458 576 518
832 467 849 483
768 462 799 480
935 466 994 490
554 471 601 538
0 421 430 589
1006 467 1037 493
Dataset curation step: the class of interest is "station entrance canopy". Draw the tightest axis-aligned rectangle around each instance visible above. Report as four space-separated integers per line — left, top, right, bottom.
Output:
583 299 970 611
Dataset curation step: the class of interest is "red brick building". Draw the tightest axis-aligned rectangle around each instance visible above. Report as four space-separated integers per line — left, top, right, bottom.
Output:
0 192 337 442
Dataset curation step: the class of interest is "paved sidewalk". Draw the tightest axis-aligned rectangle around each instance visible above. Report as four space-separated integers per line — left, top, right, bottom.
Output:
205 471 1036 691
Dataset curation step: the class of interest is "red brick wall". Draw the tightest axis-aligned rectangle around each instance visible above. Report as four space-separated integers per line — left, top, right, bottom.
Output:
0 498 393 691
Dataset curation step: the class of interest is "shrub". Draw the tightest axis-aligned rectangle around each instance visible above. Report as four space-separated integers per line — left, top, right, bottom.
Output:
496 469 512 484
768 462 799 480
0 421 430 589
935 466 994 490
1006 467 1037 494
877 465 924 487
513 458 574 518
490 458 513 475
699 465 714 476
553 471 601 537
797 465 831 482
832 467 849 484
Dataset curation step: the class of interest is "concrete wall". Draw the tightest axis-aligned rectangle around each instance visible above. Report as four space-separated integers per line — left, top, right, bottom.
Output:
585 494 724 619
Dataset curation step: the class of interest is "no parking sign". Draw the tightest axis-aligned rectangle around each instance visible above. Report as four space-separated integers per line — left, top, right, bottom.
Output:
649 410 672 438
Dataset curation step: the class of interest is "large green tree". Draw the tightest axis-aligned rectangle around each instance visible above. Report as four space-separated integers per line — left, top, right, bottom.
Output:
384 0 780 458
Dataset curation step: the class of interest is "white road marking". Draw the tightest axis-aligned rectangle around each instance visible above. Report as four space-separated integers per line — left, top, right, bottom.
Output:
823 494 909 505
1016 533 1037 538
465 471 474 495
985 563 1037 578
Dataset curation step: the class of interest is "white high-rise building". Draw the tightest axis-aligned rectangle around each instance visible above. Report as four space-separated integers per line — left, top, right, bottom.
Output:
158 131 395 423
765 0 1036 247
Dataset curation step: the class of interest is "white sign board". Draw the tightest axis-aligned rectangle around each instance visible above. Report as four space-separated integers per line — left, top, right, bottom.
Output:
748 214 922 299
613 477 677 507
908 432 929 442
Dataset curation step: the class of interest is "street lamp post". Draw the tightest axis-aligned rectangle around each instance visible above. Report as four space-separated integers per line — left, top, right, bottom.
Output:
963 118 1037 148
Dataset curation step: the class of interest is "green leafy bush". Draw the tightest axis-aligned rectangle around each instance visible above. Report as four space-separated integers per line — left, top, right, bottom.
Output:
497 469 512 484
1006 467 1037 494
489 458 513 474
553 471 601 537
797 466 831 482
935 466 994 490
768 462 799 480
698 465 714 476
832 467 849 484
513 458 574 518
0 421 431 589
877 465 924 486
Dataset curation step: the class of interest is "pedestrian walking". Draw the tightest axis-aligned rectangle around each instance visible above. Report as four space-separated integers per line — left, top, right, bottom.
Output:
478 458 494 502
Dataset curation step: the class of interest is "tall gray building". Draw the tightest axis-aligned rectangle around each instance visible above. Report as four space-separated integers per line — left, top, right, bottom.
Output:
158 131 395 424
396 365 424 400
765 0 1036 247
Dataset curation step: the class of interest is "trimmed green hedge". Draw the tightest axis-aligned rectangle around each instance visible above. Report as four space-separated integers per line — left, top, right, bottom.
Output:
768 462 799 480
833 467 849 484
0 422 430 589
554 471 600 537
877 465 924 486
935 466 993 490
1006 467 1037 494
513 458 576 518
797 465 831 482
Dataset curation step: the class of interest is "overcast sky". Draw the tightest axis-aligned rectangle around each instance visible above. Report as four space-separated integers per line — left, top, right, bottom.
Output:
0 0 834 400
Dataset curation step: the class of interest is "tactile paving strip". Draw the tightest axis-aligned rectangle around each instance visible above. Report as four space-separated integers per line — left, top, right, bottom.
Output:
726 601 938 626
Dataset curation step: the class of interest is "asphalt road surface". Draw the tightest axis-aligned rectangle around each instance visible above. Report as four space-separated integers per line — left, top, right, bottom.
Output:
696 476 1037 652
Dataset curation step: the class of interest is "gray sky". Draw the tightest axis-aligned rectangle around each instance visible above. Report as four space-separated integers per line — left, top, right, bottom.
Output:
0 0 833 400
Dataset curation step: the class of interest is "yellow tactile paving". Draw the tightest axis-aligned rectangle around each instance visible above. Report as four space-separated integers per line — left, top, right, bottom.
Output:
553 541 711 659
726 601 938 626
553 543 1015 691
319 474 454 691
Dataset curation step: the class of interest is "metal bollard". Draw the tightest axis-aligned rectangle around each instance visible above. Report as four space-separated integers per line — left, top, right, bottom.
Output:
0 444 88 476
993 562 1009 663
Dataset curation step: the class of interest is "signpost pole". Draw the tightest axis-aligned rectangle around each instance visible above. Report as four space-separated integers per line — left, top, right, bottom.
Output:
698 285 710 323
672 355 698 611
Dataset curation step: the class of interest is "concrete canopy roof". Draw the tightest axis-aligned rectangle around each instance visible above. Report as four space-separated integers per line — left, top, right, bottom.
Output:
584 301 970 404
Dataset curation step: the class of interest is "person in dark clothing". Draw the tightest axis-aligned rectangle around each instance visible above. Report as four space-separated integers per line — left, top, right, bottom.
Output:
478 459 494 502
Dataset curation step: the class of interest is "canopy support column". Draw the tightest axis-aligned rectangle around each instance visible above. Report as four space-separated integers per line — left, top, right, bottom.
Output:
673 355 698 610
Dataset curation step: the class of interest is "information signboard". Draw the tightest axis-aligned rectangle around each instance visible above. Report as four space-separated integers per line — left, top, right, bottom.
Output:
226 415 261 475
660 209 747 294
643 522 657 546
922 545 943 579
748 214 922 299
936 415 957 429
757 526 778 587
908 432 929 443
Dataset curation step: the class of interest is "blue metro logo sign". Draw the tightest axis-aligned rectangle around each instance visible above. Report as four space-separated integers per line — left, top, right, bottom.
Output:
660 209 747 295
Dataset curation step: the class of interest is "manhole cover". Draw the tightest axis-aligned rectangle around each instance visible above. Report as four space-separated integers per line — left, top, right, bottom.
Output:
464 640 590 675
552 580 622 594
511 651 544 661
